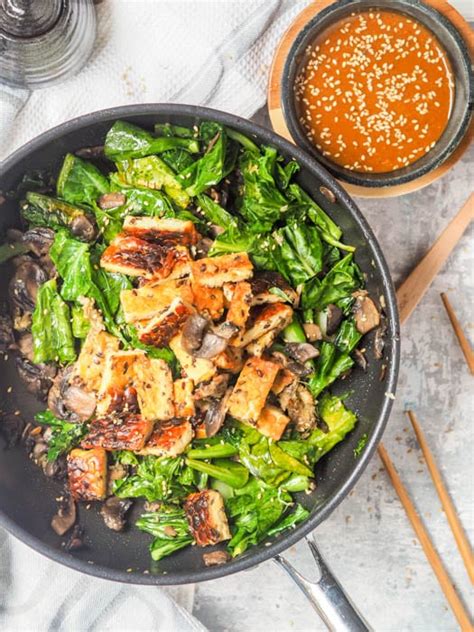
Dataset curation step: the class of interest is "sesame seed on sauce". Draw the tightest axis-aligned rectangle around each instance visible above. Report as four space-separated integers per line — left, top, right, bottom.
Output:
294 9 454 173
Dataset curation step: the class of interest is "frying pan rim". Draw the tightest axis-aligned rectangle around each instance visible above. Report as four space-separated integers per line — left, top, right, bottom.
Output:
0 103 400 585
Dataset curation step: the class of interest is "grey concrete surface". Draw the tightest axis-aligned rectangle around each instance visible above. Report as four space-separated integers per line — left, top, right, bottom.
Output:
192 110 474 631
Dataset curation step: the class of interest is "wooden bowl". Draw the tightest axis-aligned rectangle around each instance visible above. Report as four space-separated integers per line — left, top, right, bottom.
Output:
268 0 474 198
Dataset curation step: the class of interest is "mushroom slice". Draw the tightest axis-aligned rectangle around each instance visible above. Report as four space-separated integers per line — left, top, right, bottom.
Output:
203 550 230 566
51 494 76 536
182 313 209 354
67 448 108 501
193 374 229 401
16 355 55 400
9 259 48 330
138 419 193 457
194 332 228 359
48 366 96 421
324 304 343 337
184 490 231 546
353 291 380 335
303 323 322 342
204 387 233 437
284 342 320 363
279 384 317 435
70 214 97 242
98 192 126 209
100 497 133 531
22 227 54 257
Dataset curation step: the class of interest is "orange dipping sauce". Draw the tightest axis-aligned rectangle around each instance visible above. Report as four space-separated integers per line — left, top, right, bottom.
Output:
295 9 455 173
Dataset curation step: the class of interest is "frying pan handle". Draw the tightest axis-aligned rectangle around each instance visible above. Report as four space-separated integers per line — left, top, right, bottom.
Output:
274 537 371 632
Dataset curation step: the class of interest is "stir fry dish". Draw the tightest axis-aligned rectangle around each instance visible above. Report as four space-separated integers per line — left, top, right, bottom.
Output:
0 120 384 565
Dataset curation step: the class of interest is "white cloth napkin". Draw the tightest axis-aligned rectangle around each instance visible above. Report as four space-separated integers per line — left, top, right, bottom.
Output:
0 0 312 160
0 1 312 630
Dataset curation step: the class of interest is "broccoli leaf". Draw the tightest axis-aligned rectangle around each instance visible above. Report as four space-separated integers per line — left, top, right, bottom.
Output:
116 156 189 208
31 278 76 364
35 410 86 462
22 192 95 240
308 342 354 398
113 456 191 502
104 120 199 161
226 479 293 557
136 507 194 561
56 153 109 207
178 126 236 196
308 394 357 460
186 458 249 488
237 147 290 233
302 254 361 311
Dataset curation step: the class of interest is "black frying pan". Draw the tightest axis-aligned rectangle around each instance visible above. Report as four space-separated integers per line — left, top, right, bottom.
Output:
0 104 399 627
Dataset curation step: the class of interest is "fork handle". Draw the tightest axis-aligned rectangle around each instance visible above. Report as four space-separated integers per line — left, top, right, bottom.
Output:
274 538 371 632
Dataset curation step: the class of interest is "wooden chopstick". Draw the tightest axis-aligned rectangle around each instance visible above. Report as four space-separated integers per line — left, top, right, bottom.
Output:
397 192 474 325
376 196 474 627
377 444 473 631
406 411 474 584
440 293 474 375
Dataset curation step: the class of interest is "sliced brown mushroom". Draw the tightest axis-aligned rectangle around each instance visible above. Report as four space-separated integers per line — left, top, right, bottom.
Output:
70 214 97 242
353 291 380 335
100 497 133 532
203 550 230 566
48 366 96 421
279 383 316 435
194 332 228 359
303 323 322 342
51 494 76 536
9 259 48 330
65 524 85 551
17 332 34 361
98 192 126 210
284 342 320 363
194 374 230 401
325 304 343 336
212 321 240 340
353 348 368 372
204 387 232 437
22 227 54 257
182 314 209 354
16 355 56 400
374 318 387 360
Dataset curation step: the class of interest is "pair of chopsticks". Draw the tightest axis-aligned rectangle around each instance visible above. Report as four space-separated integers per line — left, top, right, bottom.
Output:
379 192 474 631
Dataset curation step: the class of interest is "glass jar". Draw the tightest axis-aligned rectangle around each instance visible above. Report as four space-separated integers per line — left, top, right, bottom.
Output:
0 0 97 89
